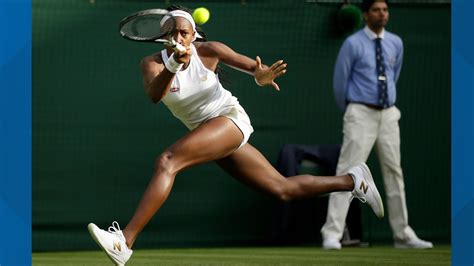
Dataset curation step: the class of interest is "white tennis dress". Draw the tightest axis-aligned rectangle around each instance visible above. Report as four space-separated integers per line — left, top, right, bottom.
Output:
161 44 254 148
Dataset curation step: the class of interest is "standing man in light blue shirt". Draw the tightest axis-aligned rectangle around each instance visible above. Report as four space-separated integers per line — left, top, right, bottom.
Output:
321 0 433 250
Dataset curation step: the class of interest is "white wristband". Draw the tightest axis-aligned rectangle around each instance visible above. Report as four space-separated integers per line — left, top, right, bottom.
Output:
165 54 183 73
254 77 263 86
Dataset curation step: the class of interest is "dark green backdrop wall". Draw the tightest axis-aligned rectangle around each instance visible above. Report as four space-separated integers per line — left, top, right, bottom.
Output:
33 0 450 251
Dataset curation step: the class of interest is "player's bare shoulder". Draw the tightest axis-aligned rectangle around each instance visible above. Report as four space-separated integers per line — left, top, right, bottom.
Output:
194 42 221 72
140 52 165 74
194 41 225 57
141 52 164 66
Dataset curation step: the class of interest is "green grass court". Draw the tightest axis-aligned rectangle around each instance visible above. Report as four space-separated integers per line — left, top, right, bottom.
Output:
33 245 450 265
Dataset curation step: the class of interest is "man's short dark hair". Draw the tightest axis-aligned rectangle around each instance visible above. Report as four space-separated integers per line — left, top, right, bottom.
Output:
361 0 389 12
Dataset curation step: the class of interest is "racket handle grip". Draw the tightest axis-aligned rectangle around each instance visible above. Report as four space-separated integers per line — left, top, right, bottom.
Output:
173 42 186 53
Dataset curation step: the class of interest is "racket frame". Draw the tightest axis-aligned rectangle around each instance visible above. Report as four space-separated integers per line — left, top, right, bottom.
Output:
118 9 186 52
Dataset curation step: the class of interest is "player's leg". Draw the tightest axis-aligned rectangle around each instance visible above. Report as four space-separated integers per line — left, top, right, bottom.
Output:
122 116 244 247
321 103 379 249
216 141 383 220
216 143 355 200
88 116 244 265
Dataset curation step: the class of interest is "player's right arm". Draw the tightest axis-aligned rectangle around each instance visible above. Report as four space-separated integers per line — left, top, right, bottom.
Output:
141 48 192 103
140 54 172 103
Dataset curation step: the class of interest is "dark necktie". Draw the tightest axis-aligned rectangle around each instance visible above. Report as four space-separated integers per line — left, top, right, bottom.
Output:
375 37 388 108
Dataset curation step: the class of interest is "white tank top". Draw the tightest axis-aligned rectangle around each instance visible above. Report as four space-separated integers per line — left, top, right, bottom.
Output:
161 44 239 129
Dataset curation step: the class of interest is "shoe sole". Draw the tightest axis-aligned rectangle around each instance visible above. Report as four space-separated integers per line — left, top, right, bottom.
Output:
359 163 384 218
394 243 433 249
87 223 125 266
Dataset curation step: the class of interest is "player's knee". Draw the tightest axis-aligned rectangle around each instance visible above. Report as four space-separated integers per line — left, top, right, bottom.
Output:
155 150 178 174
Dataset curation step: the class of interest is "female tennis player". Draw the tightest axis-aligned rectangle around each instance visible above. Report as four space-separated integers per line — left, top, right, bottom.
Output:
88 6 384 265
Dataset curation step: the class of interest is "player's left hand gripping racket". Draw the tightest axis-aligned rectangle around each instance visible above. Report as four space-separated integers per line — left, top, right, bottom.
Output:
118 9 186 52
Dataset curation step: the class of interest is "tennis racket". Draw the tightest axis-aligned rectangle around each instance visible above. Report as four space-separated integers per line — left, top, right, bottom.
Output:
118 9 186 52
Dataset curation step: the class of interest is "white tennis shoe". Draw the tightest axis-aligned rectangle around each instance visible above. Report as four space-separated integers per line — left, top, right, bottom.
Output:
88 221 133 266
348 163 385 219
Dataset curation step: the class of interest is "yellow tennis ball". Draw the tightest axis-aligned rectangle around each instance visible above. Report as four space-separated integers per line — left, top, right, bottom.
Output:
192 7 210 25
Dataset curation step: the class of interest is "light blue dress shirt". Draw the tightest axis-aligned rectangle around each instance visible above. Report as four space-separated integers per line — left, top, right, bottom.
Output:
333 26 404 111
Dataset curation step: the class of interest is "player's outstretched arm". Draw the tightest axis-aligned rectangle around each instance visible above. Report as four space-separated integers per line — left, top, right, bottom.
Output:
199 41 287 91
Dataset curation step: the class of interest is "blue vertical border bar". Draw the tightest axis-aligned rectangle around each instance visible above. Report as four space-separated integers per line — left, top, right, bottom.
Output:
452 0 474 265
0 0 32 265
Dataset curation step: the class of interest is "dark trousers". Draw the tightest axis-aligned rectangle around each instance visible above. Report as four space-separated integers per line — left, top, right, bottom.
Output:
271 144 362 244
